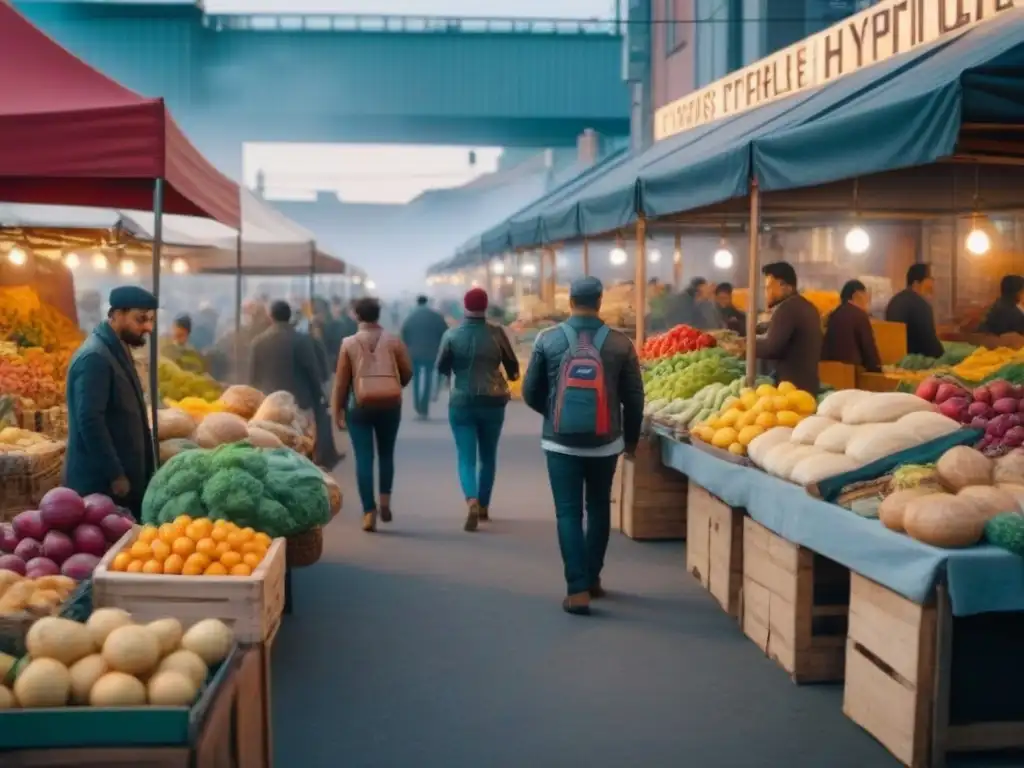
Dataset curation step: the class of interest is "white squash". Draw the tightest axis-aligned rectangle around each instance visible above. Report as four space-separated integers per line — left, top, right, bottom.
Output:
846 424 923 465
773 445 819 481
903 493 986 548
843 392 936 425
89 672 147 707
69 654 109 705
14 658 71 708
26 616 96 667
747 427 794 467
102 625 161 678
896 410 961 442
814 423 864 454
816 389 874 421
790 453 861 486
790 416 838 446
760 442 801 476
180 619 233 666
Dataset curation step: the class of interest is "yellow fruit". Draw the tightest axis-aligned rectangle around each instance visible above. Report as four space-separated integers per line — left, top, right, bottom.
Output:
739 387 755 398
787 390 817 415
755 384 777 398
137 527 159 544
204 562 228 576
238 528 255 542
229 563 252 577
210 527 228 543
213 541 230 559
225 532 245 550
739 392 758 410
111 552 132 572
142 560 163 575
755 412 778 429
195 538 218 558
172 537 196 558
711 427 738 449
213 519 229 528
697 425 716 442
185 522 207 542
163 554 184 575
728 442 745 456
253 533 272 548
771 396 790 413
173 515 193 527
129 541 153 560
158 524 178 544
756 396 776 413
183 553 210 575
126 560 144 574
219 551 242 569
735 411 756 430
777 381 796 394
718 409 740 427
777 410 801 428
738 424 766 446
242 552 263 569
720 396 740 412
150 540 171 563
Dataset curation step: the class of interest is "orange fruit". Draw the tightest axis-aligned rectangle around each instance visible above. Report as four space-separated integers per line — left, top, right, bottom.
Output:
150 540 171 562
210 526 229 543
111 551 132 572
130 540 153 560
241 541 265 556
142 559 163 575
253 532 272 548
163 554 184 575
225 531 245 550
242 552 263 569
214 541 232 559
195 538 218 557
238 527 255 542
126 560 144 573
184 552 210 573
173 515 193 526
219 551 242 569
184 523 205 541
158 523 178 544
171 537 196 558
229 563 252 577
138 527 159 544
213 518 229 527
204 562 228 576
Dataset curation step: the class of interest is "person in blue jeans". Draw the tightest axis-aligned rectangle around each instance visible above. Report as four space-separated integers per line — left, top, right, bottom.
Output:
401 295 449 419
331 298 414 532
523 277 645 615
436 287 519 532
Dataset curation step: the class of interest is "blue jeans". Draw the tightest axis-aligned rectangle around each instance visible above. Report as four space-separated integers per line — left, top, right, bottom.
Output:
412 360 434 416
544 452 618 595
346 406 402 512
448 404 506 507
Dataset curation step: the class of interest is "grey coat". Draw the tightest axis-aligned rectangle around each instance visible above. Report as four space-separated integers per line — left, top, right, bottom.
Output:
401 306 449 362
64 322 155 517
249 322 324 411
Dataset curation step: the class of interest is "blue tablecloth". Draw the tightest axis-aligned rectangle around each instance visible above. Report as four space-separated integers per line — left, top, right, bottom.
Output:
662 439 1024 617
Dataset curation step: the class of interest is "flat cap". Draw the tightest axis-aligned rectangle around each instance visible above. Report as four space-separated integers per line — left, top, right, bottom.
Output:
569 276 604 301
109 285 157 311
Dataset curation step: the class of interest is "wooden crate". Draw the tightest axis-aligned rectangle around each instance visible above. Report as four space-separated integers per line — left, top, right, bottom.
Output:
742 518 849 683
685 484 744 619
621 436 687 541
844 574 1024 767
92 528 286 644
610 455 624 532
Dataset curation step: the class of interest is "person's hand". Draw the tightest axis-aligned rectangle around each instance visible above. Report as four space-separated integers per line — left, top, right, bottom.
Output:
111 476 130 498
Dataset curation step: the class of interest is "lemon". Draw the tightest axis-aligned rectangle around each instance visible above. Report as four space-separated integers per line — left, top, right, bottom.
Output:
735 411 756 430
757 396 777 413
777 381 796 394
739 391 758 410
738 424 766 446
718 409 741 427
755 384 777 398
777 410 802 428
771 395 790 412
711 427 738 449
786 390 818 415
755 412 778 429
728 442 746 456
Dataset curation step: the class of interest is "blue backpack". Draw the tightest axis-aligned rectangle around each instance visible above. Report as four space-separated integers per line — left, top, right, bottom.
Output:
552 324 612 441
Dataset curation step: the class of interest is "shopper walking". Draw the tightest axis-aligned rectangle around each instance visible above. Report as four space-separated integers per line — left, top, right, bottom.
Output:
523 277 645 615
401 295 449 419
332 298 413 532
436 288 519 532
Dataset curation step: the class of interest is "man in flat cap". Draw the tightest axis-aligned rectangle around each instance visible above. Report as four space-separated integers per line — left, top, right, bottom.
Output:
523 276 645 616
64 285 157 519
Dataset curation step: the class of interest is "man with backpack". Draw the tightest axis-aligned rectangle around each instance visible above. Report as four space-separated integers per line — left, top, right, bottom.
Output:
523 277 645 615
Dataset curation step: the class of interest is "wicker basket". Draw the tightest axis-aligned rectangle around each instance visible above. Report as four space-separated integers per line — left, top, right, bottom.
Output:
320 469 342 519
17 406 68 440
0 443 65 522
286 526 323 568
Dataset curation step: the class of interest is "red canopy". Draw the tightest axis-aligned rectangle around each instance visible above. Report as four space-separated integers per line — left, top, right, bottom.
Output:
0 5 240 228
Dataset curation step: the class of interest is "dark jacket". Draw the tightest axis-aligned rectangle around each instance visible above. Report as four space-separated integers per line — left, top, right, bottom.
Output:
822 302 882 372
979 298 1024 336
522 315 645 451
435 318 519 408
249 322 324 411
323 314 357 371
755 293 823 394
666 290 723 330
885 289 944 358
402 306 449 362
720 304 747 336
64 323 155 517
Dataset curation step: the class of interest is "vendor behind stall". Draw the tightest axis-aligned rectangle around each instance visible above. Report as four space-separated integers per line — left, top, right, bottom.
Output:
714 283 746 336
885 264 944 358
822 280 882 372
64 286 157 519
666 277 723 330
979 274 1024 336
160 314 206 374
756 262 822 394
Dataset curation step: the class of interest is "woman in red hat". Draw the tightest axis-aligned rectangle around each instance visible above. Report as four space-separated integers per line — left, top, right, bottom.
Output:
435 287 519 531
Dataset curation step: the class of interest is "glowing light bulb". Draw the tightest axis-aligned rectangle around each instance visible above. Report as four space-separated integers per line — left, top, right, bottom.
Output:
844 226 870 255
170 258 189 275
521 263 537 276
92 253 108 271
365 280 376 291
965 228 991 256
7 247 27 266
352 275 363 285
64 252 80 269
713 247 734 270
491 260 505 275
609 247 627 266
119 259 137 276
648 248 662 264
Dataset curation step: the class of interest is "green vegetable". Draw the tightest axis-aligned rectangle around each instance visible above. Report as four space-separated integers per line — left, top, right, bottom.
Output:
984 513 1024 557
141 442 330 538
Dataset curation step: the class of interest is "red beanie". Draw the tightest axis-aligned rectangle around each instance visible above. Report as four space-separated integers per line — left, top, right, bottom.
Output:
464 287 489 314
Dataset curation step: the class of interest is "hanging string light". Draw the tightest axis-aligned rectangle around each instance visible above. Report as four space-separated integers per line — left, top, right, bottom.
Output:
7 247 27 266
64 252 80 269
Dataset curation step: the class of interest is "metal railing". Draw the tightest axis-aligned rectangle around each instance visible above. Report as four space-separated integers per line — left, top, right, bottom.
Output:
202 13 623 36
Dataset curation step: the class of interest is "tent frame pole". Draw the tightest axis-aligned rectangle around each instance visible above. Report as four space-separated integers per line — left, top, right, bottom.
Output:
672 230 682 289
149 178 165 457
745 180 761 388
635 217 647 347
582 239 590 276
309 242 316 305
234 231 243 383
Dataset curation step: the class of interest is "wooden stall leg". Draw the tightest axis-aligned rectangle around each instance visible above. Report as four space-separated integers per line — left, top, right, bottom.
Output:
686 484 744 619
621 436 687 541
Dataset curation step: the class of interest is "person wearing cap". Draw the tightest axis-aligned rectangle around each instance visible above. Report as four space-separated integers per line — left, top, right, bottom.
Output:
64 285 158 519
523 276 645 615
401 294 450 419
435 288 519 531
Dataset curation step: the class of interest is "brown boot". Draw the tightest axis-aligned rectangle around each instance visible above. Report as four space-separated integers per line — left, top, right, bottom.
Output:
379 506 393 523
589 580 607 599
362 511 377 532
464 500 480 532
562 592 591 615
477 505 489 522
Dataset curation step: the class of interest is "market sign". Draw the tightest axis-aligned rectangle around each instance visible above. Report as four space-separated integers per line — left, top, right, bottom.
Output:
653 0 1019 142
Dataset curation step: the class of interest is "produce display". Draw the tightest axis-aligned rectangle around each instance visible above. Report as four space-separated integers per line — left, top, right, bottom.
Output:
158 358 223 404
640 324 716 362
888 346 1024 387
141 441 331 538
642 347 744 402
0 572 78 617
895 341 978 372
0 611 233 708
1 490 133 581
915 377 1024 454
691 381 819 456
0 426 61 457
108 518 273 577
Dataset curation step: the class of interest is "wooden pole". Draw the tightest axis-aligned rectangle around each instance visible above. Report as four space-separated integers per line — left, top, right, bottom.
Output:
745 181 761 387
546 247 557 305
538 249 547 304
672 230 682 289
582 239 590 276
514 252 523 311
635 217 647 347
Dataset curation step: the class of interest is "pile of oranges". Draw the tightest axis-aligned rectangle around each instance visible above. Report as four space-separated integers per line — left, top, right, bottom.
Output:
109 516 273 577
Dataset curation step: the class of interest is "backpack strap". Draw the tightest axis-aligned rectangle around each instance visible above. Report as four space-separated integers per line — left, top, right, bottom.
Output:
593 325 610 351
560 323 579 354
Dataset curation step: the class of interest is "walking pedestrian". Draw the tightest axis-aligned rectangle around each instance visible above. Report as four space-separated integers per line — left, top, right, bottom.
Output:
436 288 519 532
331 298 413 532
522 277 645 615
401 295 449 419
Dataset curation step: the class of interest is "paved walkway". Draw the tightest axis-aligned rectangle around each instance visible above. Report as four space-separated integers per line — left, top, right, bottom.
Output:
270 397 1004 767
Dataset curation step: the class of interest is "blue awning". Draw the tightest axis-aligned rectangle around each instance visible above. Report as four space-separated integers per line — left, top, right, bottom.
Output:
753 11 1024 195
